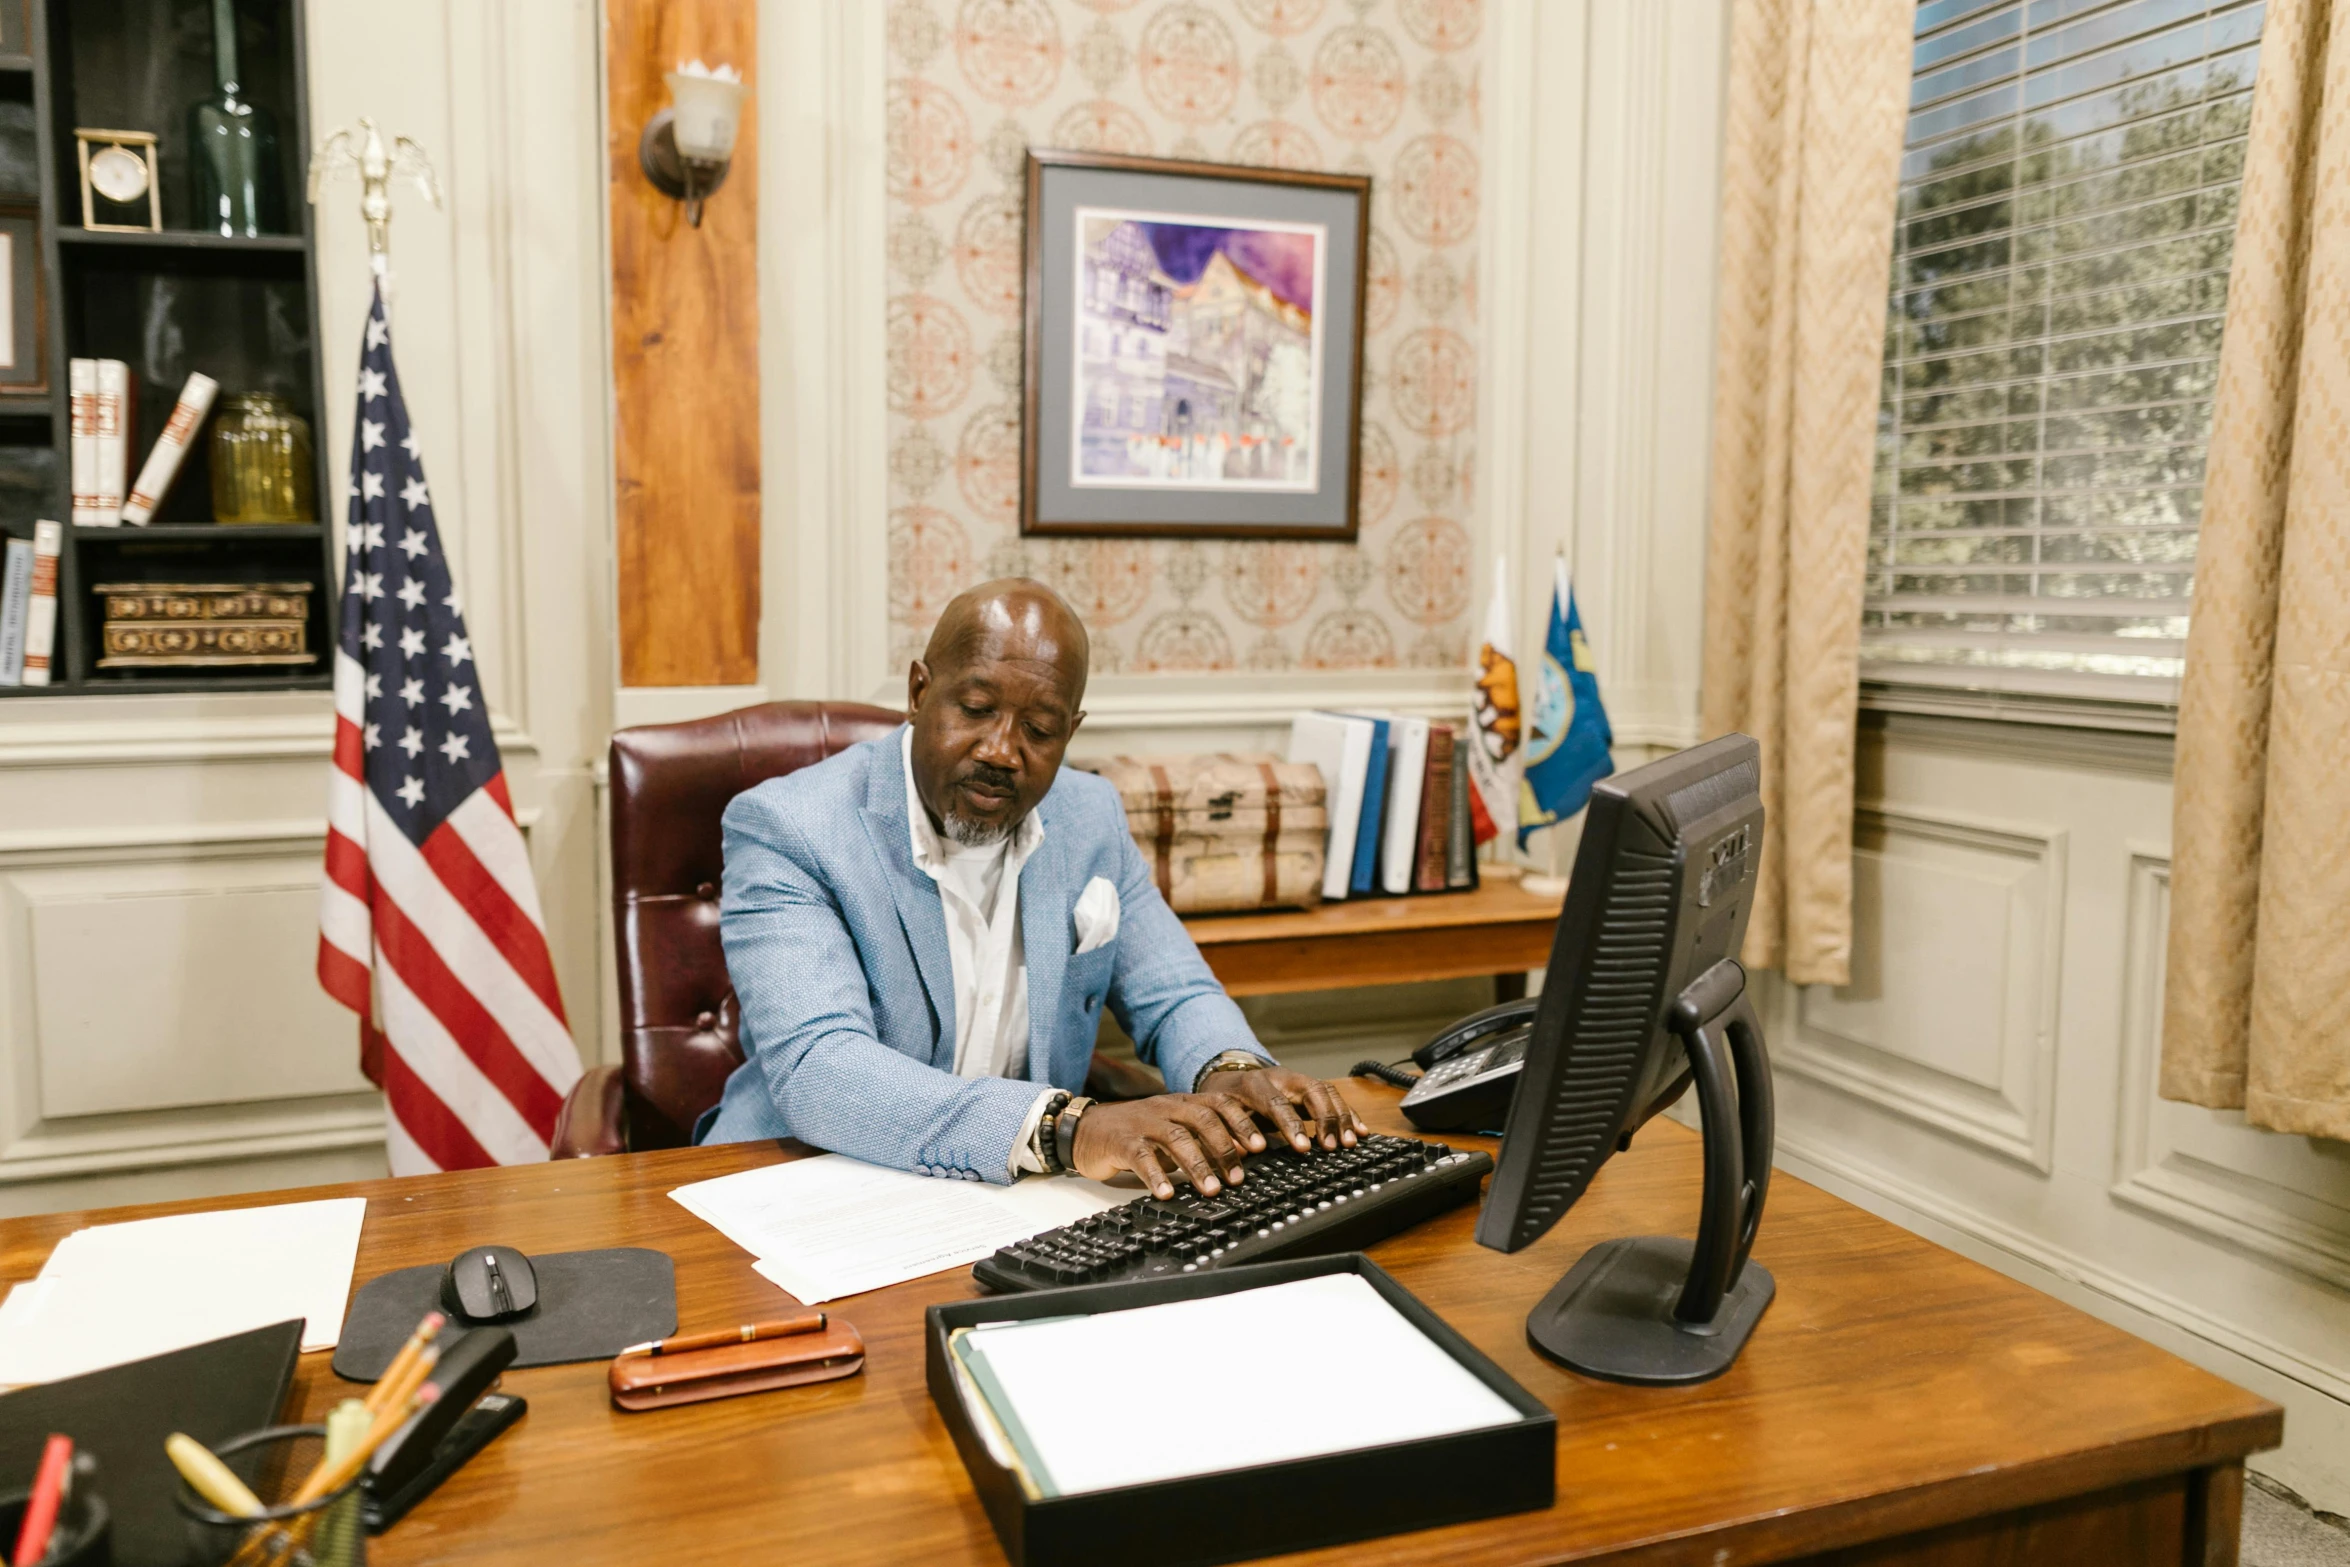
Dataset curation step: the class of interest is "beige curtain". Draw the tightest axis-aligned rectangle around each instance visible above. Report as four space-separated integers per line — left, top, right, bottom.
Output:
2163 0 2350 1139
1702 0 1912 987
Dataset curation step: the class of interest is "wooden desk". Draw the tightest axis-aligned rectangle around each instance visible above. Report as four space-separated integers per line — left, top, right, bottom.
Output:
1181 872 1565 997
0 1086 2276 1566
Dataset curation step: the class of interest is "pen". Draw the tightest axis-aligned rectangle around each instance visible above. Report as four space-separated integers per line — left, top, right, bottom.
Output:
165 1433 264 1518
11 1433 70 1567
617 1312 827 1358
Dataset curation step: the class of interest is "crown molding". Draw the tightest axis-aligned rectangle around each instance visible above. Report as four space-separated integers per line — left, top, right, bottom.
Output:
1077 671 1474 736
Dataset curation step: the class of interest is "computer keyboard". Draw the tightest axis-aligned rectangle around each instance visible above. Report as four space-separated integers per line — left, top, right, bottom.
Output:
971 1133 1493 1293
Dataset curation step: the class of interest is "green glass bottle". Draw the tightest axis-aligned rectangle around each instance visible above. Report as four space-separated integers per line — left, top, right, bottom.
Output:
187 0 284 236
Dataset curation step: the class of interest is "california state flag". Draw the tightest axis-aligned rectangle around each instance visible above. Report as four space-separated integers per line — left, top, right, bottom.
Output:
1467 556 1520 845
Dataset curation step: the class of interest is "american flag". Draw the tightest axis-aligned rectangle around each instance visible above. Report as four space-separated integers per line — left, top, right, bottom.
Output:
317 284 581 1175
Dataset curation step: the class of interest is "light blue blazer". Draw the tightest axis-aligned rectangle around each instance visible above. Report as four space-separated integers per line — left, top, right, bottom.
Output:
698 728 1267 1180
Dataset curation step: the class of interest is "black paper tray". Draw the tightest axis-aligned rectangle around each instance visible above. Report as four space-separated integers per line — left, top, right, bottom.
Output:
926 1252 1555 1567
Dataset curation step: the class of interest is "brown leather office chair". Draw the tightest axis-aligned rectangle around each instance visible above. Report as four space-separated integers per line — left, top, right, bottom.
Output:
550 700 1159 1158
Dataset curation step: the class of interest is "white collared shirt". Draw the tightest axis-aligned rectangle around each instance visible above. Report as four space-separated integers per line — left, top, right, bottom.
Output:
902 730 1057 1174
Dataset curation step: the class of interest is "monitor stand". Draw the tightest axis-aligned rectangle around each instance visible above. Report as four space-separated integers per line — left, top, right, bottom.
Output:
1526 958 1776 1386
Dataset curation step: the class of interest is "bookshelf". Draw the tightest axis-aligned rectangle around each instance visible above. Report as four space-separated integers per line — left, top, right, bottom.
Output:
1 0 330 698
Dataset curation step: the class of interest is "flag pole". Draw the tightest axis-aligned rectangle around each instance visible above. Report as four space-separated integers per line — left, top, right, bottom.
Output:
306 118 443 294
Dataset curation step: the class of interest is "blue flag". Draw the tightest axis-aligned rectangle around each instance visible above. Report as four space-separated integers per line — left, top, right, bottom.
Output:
1518 557 1613 846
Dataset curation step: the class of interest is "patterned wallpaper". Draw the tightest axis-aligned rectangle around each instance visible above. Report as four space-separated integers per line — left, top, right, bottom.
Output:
883 0 1484 675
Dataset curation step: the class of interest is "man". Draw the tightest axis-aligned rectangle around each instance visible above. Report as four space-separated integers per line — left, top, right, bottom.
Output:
699 578 1365 1196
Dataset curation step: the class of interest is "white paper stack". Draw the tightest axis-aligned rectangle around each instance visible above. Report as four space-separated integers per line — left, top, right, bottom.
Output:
671 1155 1126 1305
950 1274 1520 1496
0 1197 368 1386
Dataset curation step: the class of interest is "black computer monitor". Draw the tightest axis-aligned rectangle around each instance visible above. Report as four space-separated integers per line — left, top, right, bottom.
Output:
1476 733 1773 1386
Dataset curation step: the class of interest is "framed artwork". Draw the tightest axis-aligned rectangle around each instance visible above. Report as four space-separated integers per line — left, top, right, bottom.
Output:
0 207 43 393
1021 149 1371 541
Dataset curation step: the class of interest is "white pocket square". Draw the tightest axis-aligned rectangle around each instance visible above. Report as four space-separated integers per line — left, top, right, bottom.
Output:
1074 876 1121 954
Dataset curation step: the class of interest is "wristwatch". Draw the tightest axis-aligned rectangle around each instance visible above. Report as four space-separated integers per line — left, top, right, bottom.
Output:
1193 1051 1270 1092
1031 1091 1074 1176
1054 1096 1095 1174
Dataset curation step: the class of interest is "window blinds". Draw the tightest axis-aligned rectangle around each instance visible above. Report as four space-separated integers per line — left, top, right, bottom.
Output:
1863 0 2264 703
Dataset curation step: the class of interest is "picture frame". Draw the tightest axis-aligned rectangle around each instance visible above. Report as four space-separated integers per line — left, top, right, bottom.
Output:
0 206 44 394
1021 149 1371 541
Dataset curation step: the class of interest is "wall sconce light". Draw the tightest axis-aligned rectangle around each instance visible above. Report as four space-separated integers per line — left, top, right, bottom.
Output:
639 60 744 228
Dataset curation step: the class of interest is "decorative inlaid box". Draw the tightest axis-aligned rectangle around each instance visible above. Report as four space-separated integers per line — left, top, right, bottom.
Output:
93 581 314 668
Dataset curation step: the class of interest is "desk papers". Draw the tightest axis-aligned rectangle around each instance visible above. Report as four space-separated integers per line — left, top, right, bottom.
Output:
950 1273 1520 1496
670 1155 1126 1304
0 1197 367 1385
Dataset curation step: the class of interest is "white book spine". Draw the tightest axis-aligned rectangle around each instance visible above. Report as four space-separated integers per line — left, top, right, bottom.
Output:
121 372 219 526
1290 712 1371 902
68 359 100 527
20 520 59 686
1381 718 1430 896
0 538 28 686
92 360 130 525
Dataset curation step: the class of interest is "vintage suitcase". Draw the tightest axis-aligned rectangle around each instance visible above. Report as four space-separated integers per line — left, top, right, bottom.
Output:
1079 753 1326 914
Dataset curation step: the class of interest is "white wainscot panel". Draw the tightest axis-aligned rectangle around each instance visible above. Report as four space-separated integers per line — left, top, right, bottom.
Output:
2114 848 2350 1295
0 829 384 1192
19 854 369 1117
1783 805 2067 1171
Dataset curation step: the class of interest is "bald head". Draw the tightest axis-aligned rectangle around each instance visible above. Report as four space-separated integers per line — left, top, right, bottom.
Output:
922 578 1091 703
906 579 1091 845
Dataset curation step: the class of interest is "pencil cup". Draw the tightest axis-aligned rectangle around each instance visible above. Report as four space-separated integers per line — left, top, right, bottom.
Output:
174 1426 366 1567
0 1487 110 1566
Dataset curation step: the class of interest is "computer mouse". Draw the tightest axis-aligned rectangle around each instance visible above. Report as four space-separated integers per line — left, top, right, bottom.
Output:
440 1244 539 1322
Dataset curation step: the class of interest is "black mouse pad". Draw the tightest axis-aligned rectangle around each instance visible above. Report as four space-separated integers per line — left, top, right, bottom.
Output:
333 1248 676 1378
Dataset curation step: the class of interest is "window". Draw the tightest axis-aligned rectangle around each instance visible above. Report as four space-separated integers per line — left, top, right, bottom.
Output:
1864 0 2265 707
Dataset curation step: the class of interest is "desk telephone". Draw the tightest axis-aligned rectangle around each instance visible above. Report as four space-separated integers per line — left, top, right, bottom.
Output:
1360 997 1540 1134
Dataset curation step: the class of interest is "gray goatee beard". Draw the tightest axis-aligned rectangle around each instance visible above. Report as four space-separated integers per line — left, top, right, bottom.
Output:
941 811 1014 848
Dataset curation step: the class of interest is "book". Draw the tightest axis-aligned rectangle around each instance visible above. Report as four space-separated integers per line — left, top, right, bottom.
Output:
21 519 59 685
1380 717 1429 896
1287 712 1376 902
1446 743 1477 889
1346 715 1391 895
1416 724 1455 892
0 536 28 685
92 359 134 524
121 371 220 525
68 358 101 526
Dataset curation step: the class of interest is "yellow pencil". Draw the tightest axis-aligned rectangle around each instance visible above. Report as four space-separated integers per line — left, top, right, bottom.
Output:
227 1383 442 1567
363 1310 445 1416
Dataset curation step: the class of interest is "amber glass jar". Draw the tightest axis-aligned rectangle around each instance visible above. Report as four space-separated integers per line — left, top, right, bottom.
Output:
210 393 316 524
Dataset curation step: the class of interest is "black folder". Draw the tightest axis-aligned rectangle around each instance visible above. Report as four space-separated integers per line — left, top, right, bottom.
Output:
0 1318 304 1567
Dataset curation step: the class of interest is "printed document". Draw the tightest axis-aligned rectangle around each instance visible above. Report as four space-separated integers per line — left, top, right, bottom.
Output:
954 1273 1520 1496
0 1197 368 1385
670 1154 1125 1304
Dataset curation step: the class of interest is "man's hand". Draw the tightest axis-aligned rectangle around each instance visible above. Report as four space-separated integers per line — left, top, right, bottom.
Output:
1202 1067 1368 1155
1067 1069 1369 1199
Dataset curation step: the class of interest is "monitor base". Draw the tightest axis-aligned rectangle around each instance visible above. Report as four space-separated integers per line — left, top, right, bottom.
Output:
1527 1236 1774 1386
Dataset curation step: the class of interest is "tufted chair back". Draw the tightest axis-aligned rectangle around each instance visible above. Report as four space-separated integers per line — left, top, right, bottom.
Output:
606 700 902 1149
